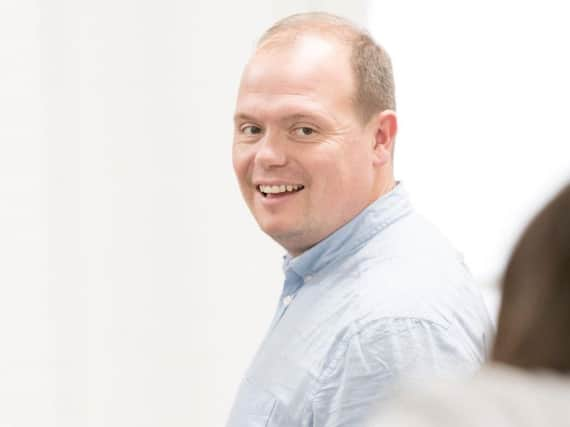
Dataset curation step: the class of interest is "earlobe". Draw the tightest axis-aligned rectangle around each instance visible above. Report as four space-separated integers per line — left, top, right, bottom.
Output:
372 110 397 166
372 144 390 166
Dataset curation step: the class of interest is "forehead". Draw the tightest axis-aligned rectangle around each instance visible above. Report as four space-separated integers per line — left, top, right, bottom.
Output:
236 35 356 120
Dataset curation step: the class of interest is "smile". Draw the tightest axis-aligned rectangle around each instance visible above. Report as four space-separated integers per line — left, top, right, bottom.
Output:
257 184 305 197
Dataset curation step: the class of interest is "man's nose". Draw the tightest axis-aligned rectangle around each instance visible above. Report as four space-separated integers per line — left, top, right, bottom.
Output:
254 134 287 169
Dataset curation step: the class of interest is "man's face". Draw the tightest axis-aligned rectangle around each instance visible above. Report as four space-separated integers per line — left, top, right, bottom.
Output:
233 35 380 256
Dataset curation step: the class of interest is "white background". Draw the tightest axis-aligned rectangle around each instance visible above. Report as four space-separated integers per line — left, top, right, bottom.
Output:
0 1 568 426
368 1 570 285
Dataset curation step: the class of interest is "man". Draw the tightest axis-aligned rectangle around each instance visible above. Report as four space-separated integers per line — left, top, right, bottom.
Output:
228 12 493 427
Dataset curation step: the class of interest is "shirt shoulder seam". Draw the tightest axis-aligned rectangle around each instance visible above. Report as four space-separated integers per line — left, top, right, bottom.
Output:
303 316 451 420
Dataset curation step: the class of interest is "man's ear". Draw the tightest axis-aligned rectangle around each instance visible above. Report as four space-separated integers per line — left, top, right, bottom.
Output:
371 110 397 166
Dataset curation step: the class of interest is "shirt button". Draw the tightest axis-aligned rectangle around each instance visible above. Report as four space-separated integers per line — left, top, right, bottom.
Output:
283 295 293 306
304 275 313 282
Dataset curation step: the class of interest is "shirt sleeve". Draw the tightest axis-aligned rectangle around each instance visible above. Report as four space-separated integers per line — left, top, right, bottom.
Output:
310 317 480 427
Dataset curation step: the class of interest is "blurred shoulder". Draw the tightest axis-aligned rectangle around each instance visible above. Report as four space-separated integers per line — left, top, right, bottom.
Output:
368 364 570 427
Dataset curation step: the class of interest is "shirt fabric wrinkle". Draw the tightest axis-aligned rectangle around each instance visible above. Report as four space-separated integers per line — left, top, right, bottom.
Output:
226 183 494 427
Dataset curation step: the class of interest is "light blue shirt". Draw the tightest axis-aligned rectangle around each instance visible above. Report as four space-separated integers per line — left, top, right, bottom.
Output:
227 184 493 427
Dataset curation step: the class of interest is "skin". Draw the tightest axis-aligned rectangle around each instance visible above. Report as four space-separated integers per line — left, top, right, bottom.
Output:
233 34 397 256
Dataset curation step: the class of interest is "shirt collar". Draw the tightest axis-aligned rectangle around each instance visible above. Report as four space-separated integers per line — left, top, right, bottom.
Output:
282 182 413 280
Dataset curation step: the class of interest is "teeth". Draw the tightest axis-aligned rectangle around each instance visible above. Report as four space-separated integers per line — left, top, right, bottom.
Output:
259 184 303 194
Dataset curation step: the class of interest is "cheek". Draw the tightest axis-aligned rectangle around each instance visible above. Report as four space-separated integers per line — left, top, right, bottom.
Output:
232 146 252 183
314 154 369 201
317 156 356 187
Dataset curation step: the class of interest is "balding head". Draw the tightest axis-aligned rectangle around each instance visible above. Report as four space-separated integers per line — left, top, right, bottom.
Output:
256 12 396 125
233 14 398 255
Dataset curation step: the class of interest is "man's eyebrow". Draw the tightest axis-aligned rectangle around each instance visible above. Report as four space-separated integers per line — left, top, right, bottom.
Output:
281 113 321 122
233 113 258 124
233 111 334 125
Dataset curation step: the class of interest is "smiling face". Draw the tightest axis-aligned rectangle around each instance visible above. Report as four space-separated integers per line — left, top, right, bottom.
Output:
233 35 394 256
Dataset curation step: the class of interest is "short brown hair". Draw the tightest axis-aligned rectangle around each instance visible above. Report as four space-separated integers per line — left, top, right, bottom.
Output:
493 183 570 372
257 12 396 124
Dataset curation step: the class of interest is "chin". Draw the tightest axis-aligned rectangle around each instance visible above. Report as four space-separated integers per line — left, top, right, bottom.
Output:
259 220 302 245
264 228 320 258
259 221 295 239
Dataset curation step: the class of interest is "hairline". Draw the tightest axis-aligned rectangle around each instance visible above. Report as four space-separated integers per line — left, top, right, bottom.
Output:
254 13 393 125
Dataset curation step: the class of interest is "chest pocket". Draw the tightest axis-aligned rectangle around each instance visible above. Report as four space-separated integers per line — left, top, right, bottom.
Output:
226 376 277 427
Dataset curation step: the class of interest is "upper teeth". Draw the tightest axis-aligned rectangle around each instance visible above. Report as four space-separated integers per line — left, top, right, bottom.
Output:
259 184 303 194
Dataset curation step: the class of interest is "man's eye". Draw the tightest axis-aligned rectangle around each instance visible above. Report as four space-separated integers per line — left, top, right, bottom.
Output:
242 125 262 135
294 127 315 137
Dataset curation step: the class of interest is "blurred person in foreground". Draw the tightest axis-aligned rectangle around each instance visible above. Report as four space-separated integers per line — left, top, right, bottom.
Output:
228 12 493 427
369 183 570 427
